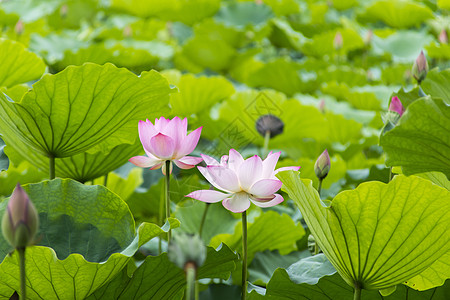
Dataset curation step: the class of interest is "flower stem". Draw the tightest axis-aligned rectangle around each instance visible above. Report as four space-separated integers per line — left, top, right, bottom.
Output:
49 155 55 180
317 178 323 197
241 211 248 300
17 247 26 300
389 167 393 182
263 130 270 158
185 262 196 300
104 173 108 187
199 203 210 238
165 160 171 245
354 283 361 300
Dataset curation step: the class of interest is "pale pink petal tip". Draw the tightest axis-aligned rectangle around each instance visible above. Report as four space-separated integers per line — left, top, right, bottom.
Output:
186 190 230 203
251 194 284 208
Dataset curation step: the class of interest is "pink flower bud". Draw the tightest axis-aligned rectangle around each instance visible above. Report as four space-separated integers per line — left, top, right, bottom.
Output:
412 51 428 83
14 20 24 35
314 150 331 180
1 184 39 249
439 29 448 44
60 4 68 17
333 31 343 50
388 96 404 117
318 99 325 113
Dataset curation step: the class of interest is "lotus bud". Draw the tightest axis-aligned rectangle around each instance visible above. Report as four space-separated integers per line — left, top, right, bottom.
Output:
168 233 206 270
333 31 343 50
439 29 448 44
1 184 39 249
256 114 284 138
318 99 325 113
412 51 428 84
123 25 132 38
364 30 373 46
388 96 404 117
60 4 68 18
14 20 24 35
314 149 331 180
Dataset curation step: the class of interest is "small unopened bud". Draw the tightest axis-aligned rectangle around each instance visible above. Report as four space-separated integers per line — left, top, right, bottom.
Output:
333 31 343 50
14 20 24 35
388 96 404 116
439 29 448 44
60 4 68 18
364 30 373 46
314 150 330 180
318 99 325 113
256 114 284 138
412 51 428 84
168 233 206 270
123 25 132 38
1 184 39 249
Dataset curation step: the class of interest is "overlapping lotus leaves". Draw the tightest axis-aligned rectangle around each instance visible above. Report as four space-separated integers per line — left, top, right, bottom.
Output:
0 38 46 88
86 244 238 299
0 178 179 299
0 63 171 158
0 137 8 172
278 171 450 290
381 98 450 179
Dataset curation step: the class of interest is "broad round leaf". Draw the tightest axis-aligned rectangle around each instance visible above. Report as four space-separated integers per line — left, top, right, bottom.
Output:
278 171 450 290
0 63 171 158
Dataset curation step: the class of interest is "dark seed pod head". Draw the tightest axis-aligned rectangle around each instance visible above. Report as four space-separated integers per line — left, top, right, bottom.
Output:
256 114 284 138
168 233 206 271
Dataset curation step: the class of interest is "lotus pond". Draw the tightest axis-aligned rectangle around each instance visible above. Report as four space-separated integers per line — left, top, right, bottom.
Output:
0 0 449 299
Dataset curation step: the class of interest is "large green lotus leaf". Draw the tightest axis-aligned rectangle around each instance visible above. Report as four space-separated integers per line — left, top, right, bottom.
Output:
269 19 307 51
317 66 367 87
214 1 273 29
380 98 450 179
211 211 305 264
0 221 178 300
0 84 30 102
161 71 235 116
301 28 365 58
264 259 450 299
278 171 450 290
262 0 300 16
0 63 171 158
0 178 179 299
358 0 433 28
421 69 450 104
0 137 8 172
404 251 450 291
86 244 238 300
438 0 450 9
109 0 220 25
371 31 434 63
174 201 240 245
0 0 60 22
246 58 319 95
0 38 46 88
417 171 450 191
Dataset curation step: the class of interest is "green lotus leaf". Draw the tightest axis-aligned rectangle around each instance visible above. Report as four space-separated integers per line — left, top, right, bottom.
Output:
86 244 238 299
426 43 450 60
214 1 273 29
269 19 307 51
0 0 60 22
380 98 450 179
211 211 305 264
404 251 450 291
0 63 171 159
0 178 179 299
162 71 235 116
358 0 433 28
278 171 450 291
0 38 46 88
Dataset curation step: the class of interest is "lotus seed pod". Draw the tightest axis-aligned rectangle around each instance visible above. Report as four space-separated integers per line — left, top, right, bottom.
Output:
168 233 206 270
256 114 284 138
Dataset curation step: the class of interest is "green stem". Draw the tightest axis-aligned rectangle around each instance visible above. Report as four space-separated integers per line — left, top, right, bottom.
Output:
49 155 55 180
318 178 323 197
159 183 164 254
241 211 248 300
262 130 270 158
104 173 108 187
165 160 171 245
354 283 361 300
18 247 26 300
185 263 196 300
389 167 393 182
314 242 319 255
199 203 210 238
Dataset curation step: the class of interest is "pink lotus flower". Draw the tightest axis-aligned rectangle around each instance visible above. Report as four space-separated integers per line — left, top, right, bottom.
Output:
388 96 404 116
187 149 300 213
129 117 203 174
